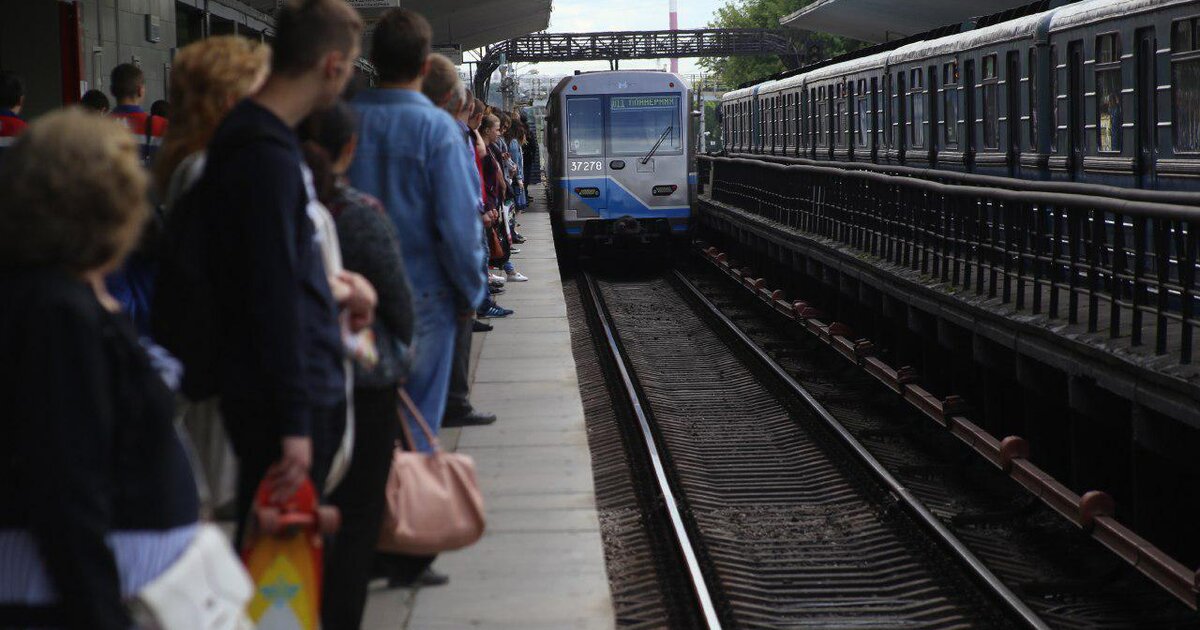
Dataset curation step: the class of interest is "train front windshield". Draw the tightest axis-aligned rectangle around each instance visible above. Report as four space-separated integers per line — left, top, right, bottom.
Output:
567 94 683 157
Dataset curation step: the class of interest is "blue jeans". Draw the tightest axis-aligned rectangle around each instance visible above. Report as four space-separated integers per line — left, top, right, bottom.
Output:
405 292 457 452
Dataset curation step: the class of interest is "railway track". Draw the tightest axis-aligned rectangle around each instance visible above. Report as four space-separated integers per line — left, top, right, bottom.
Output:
679 253 1200 628
577 269 1045 628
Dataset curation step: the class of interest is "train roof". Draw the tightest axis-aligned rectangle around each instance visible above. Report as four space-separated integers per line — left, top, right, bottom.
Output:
549 70 690 99
1049 0 1194 32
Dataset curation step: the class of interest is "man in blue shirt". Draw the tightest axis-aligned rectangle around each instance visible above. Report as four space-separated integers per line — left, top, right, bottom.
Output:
347 9 486 451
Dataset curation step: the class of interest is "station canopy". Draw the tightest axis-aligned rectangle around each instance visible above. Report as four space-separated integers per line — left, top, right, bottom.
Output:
780 0 1034 43
240 0 552 51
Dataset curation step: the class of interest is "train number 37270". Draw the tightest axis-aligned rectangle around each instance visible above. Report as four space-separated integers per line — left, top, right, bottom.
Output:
570 160 604 172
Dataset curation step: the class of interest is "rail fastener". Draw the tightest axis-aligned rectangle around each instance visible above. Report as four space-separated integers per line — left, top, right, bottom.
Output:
697 244 1200 611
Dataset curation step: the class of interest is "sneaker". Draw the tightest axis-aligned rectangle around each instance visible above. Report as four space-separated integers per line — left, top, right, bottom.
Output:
507 271 529 282
510 247 522 254
473 320 494 332
489 273 506 285
488 286 505 295
512 234 526 244
480 305 512 318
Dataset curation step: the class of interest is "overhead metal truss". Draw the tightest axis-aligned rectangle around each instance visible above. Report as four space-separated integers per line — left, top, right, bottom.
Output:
474 28 801 96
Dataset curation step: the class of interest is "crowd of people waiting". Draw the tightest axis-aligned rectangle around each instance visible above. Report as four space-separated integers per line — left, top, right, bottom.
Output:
0 2 543 628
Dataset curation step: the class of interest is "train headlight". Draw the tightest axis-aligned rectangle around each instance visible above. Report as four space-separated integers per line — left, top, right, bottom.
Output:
652 185 678 196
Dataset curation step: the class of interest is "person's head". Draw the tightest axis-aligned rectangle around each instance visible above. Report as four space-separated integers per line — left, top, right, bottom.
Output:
79 89 110 114
515 122 528 146
455 95 474 123
421 53 464 114
302 101 359 178
110 63 146 105
150 99 169 119
0 108 148 277
0 72 25 114
154 35 271 194
271 0 363 109
300 101 359 205
479 114 500 143
496 112 510 136
469 98 486 129
371 9 432 86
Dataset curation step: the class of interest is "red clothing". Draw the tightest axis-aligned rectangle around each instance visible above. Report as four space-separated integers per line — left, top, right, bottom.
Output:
111 108 167 138
0 111 26 141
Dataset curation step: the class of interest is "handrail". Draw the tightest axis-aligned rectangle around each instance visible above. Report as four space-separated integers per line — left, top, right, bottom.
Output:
717 152 1200 207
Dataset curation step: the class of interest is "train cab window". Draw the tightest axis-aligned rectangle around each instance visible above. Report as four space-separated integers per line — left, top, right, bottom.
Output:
982 54 999 149
856 79 869 148
567 97 603 156
943 62 959 147
1171 17 1200 152
609 95 682 155
1095 33 1123 152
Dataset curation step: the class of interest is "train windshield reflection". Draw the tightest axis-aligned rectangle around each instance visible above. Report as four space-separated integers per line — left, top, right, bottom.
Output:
609 95 682 156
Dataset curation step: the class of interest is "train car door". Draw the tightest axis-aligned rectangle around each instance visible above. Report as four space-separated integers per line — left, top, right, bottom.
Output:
565 96 608 221
1135 27 1157 186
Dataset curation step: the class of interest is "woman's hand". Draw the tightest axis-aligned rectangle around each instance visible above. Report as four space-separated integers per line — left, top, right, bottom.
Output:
333 270 377 332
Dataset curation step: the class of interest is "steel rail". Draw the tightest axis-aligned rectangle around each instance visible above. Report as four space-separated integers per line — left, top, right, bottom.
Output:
671 269 1051 630
580 272 724 630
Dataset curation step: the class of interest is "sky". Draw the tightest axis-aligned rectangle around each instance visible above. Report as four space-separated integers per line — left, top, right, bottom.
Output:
502 0 731 79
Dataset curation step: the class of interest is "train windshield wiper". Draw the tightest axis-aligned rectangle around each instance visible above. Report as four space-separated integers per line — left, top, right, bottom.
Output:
641 125 673 165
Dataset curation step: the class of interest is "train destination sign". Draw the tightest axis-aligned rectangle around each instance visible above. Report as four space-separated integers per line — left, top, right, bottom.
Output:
611 96 678 110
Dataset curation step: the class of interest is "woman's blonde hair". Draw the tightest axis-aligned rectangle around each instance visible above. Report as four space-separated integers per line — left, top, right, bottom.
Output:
0 108 148 274
154 36 271 193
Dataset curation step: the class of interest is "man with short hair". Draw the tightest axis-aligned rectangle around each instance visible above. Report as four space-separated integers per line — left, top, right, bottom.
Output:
421 55 499 429
0 72 27 149
109 64 167 160
187 0 368 536
348 9 486 445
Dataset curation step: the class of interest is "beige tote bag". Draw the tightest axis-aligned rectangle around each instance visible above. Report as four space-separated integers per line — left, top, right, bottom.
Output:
377 388 486 555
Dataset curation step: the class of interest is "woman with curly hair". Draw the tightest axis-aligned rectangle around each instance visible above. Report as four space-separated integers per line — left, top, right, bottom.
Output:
154 35 271 199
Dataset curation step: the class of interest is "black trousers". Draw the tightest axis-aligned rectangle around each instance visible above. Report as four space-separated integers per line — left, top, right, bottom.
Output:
322 387 399 630
444 317 474 419
223 398 344 549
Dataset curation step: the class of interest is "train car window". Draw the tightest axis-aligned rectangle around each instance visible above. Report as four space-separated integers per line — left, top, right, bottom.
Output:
909 69 924 148
856 79 869 148
1050 47 1059 152
1171 17 1200 152
836 83 847 148
1095 33 1123 153
982 54 999 148
818 86 829 147
870 77 880 152
1028 48 1038 145
567 97 604 157
943 62 959 148
883 73 893 148
609 95 682 156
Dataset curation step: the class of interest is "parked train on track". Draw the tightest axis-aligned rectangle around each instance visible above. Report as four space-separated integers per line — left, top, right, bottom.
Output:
721 0 1200 190
546 70 696 247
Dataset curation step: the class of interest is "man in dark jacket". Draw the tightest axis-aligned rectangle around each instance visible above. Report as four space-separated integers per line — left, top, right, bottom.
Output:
196 0 369 531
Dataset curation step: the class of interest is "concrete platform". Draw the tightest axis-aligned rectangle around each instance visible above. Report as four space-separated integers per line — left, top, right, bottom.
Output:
363 202 615 629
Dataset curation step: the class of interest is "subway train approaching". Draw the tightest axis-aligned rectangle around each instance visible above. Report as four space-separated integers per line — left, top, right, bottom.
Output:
546 71 696 248
721 0 1200 190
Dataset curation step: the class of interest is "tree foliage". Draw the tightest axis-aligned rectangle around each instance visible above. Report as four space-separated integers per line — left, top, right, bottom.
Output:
700 0 863 88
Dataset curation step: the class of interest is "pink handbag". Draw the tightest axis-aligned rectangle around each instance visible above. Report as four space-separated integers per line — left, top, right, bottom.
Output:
377 388 486 555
